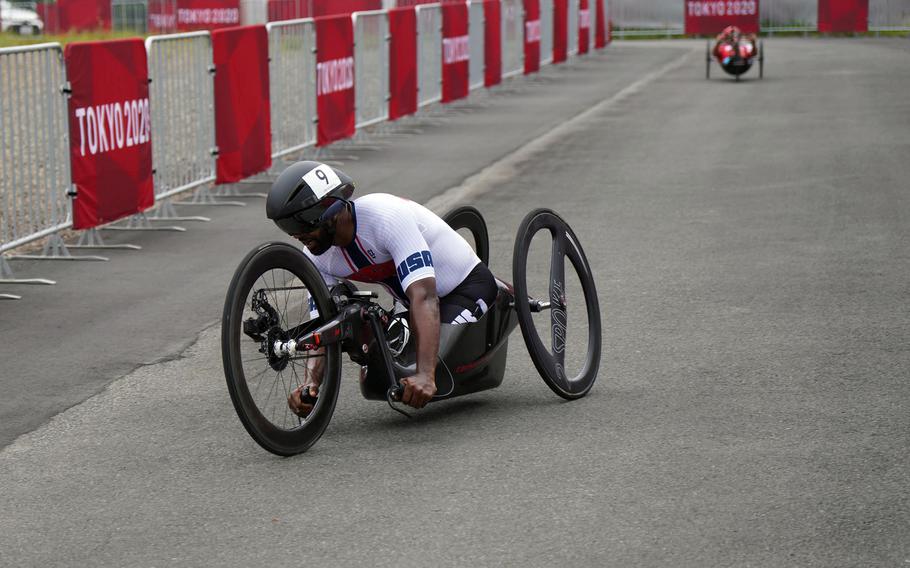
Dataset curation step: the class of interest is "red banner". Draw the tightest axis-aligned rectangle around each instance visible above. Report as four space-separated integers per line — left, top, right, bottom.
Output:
147 0 177 33
65 39 153 230
578 0 590 53
594 0 606 48
39 0 111 33
442 3 470 103
818 0 868 33
316 15 356 146
553 0 567 63
312 0 382 16
267 0 310 21
483 0 501 87
148 0 240 32
389 7 417 120
523 0 540 73
212 26 272 184
684 0 760 35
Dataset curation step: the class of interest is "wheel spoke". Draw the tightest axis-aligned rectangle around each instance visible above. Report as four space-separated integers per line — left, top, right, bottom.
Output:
549 228 568 383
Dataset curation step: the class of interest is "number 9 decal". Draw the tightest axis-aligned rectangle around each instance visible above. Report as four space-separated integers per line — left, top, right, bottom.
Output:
303 164 343 198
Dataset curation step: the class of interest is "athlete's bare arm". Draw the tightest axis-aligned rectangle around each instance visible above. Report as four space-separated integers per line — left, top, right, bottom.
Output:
400 277 440 409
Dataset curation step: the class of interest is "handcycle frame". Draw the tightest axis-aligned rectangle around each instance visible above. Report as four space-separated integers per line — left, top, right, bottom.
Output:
268 275 529 406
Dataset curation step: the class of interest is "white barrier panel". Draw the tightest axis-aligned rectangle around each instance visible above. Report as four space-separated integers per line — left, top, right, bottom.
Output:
870 0 910 31
762 0 816 33
353 10 390 128
145 32 217 200
610 0 683 37
568 0 579 55
416 4 442 107
502 0 523 78
0 44 71 254
468 0 485 89
267 18 317 158
540 0 553 65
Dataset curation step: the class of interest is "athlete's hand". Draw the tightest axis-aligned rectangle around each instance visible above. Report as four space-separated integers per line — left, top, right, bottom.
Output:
288 384 319 418
400 373 436 409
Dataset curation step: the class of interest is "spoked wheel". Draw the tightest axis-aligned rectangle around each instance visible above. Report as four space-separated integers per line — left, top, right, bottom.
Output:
759 41 764 79
444 205 490 267
221 242 342 456
512 209 602 399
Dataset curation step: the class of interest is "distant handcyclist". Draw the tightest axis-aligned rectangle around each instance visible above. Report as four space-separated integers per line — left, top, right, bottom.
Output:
713 25 758 68
265 161 498 415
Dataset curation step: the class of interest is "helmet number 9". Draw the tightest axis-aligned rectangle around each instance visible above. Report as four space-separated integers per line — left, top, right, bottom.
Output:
303 164 342 198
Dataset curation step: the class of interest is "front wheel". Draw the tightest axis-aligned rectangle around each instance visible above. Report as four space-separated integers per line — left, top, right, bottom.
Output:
221 242 342 456
512 209 602 399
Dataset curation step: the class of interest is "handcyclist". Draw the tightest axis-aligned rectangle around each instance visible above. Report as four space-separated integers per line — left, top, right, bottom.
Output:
713 25 758 64
266 161 498 415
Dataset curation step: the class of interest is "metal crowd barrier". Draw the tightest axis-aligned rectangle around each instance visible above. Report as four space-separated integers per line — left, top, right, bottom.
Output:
540 0 554 65
468 1 486 90
568 0 579 55
416 3 443 107
869 0 910 31
353 10 390 128
610 0 683 37
501 0 523 78
0 43 71 287
266 18 317 158
145 32 217 200
762 0 816 34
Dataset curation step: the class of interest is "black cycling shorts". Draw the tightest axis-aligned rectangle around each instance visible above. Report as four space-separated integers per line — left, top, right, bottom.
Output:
439 263 498 324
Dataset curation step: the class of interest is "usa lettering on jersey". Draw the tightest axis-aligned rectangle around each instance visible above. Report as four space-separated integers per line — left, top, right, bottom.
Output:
396 250 434 282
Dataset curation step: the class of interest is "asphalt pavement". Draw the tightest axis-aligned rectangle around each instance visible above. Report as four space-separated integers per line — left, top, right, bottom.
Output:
1 38 909 566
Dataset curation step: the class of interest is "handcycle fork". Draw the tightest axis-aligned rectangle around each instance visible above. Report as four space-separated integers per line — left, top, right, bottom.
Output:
363 308 405 403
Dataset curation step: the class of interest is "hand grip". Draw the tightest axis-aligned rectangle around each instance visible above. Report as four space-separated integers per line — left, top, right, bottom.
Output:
300 387 319 405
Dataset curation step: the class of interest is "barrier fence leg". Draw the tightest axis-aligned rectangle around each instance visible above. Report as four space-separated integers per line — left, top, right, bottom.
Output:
0 255 56 286
215 184 268 199
0 293 22 300
147 199 211 223
101 213 186 233
179 185 246 208
69 228 142 250
7 234 109 262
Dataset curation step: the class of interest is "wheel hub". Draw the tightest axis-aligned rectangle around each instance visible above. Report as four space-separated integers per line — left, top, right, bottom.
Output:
265 325 290 372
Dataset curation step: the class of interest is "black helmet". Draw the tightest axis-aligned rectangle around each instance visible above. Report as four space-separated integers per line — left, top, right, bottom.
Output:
266 161 355 235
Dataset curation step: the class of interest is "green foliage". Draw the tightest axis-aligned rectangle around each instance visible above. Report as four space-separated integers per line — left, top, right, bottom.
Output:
0 29 144 48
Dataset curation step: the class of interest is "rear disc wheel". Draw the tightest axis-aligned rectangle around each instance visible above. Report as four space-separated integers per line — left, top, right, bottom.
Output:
512 209 602 399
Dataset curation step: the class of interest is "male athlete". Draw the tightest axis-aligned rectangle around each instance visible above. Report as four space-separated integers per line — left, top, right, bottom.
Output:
713 25 758 68
266 161 497 415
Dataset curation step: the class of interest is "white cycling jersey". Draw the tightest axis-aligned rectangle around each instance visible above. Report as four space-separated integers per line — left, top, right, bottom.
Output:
302 193 480 302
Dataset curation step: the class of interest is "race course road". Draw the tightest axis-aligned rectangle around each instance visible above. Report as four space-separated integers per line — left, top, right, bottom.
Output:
2 38 909 566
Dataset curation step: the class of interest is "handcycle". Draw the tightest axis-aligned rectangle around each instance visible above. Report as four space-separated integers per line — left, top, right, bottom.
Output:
221 206 602 455
706 35 764 81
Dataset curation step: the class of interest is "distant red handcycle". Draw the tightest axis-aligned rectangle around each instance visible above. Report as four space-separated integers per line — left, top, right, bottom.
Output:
706 25 764 81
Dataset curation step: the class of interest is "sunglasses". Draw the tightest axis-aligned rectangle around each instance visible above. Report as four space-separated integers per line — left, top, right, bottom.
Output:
275 210 324 236
275 197 346 236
